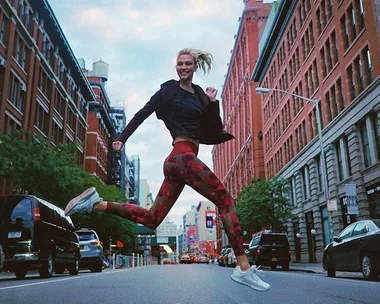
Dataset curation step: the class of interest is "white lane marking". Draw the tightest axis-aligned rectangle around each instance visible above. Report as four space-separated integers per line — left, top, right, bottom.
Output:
0 269 129 291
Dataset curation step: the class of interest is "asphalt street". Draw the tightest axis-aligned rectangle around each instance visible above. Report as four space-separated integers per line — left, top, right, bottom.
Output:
0 264 379 304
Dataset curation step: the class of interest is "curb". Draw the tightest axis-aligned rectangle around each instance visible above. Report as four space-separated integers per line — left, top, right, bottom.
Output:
290 268 325 274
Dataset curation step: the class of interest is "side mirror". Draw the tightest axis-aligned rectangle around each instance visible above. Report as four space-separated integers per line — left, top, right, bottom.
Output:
333 236 340 243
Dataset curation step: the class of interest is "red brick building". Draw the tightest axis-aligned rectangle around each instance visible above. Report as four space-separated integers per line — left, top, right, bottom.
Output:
212 0 271 250
212 0 271 198
0 0 94 189
82 60 114 184
252 0 380 263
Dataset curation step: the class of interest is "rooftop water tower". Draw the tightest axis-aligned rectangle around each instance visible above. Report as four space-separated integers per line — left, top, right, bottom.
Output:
92 59 109 83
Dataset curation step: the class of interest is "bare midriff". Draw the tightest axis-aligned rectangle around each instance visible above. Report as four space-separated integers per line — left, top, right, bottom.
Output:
173 135 200 148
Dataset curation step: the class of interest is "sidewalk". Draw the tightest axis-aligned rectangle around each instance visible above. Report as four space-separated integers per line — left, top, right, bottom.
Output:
289 263 366 279
290 263 325 274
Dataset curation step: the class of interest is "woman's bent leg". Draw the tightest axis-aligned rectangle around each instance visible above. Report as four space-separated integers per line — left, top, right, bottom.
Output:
174 154 245 257
105 176 185 229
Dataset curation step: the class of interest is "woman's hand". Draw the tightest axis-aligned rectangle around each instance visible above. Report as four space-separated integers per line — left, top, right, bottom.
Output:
112 141 124 151
205 87 218 102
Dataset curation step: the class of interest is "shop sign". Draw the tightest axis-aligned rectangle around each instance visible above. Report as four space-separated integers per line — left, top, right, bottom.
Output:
344 184 359 215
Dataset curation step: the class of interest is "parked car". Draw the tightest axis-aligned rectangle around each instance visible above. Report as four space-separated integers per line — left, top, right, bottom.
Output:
196 254 210 264
75 228 103 272
0 194 80 279
0 243 4 272
323 219 380 281
218 247 229 266
179 253 192 264
247 231 291 270
225 248 236 267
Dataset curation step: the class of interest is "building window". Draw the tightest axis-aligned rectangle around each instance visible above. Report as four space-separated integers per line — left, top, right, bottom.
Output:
360 121 370 167
336 141 344 181
347 65 356 101
344 135 352 176
7 74 26 112
35 101 49 136
364 48 373 84
341 14 349 50
321 206 331 247
340 198 357 228
337 77 345 111
371 113 380 161
303 166 310 200
356 0 365 30
355 57 364 93
350 5 357 40
316 155 323 192
0 15 7 44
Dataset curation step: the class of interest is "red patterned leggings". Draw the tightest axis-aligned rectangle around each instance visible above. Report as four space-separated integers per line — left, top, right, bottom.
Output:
106 141 245 256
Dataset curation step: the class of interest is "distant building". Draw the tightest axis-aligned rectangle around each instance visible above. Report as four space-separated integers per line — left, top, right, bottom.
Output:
110 107 127 189
83 59 114 184
196 201 216 242
156 218 177 237
212 0 271 251
139 179 153 209
131 155 140 204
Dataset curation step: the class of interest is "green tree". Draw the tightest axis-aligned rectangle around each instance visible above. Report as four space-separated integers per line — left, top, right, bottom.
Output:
0 132 136 250
236 178 291 234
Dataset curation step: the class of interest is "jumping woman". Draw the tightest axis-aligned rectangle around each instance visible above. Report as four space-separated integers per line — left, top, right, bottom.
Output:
65 48 270 292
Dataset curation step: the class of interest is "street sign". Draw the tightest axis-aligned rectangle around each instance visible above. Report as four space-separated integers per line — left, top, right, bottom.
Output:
344 184 359 215
327 199 337 211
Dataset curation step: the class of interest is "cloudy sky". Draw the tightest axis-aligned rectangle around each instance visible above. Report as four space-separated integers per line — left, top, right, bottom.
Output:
49 0 245 227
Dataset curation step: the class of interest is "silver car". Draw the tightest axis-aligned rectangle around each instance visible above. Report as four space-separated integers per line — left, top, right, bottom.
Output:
76 229 103 272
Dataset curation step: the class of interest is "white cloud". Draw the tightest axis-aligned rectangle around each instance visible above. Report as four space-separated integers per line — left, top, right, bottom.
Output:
49 0 244 227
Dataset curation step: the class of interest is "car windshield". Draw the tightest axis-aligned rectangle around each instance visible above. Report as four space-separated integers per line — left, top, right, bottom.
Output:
77 232 97 241
260 234 288 246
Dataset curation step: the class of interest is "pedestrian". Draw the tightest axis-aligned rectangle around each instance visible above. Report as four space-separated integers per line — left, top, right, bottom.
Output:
64 48 270 292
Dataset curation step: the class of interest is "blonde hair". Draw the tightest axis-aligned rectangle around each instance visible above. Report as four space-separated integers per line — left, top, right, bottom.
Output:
177 48 213 74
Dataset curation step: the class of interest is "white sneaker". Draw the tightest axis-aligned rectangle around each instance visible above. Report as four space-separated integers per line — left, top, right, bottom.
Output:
231 265 271 291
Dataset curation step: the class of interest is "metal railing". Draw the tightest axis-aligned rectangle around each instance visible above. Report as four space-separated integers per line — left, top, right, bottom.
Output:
107 254 159 270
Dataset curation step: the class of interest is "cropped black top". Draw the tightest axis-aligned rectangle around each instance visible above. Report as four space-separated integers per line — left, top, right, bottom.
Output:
164 87 204 141
116 80 234 145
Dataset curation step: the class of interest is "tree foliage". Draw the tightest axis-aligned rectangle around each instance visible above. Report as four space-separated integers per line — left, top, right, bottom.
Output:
236 178 291 234
0 132 136 251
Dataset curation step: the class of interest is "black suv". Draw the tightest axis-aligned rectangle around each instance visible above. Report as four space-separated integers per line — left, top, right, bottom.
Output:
247 231 291 270
0 195 80 279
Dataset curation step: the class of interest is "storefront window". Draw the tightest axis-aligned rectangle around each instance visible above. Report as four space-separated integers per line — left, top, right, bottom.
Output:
320 206 331 246
367 184 380 219
340 198 357 228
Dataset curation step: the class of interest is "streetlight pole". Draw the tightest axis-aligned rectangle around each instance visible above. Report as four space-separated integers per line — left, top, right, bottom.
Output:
255 87 333 242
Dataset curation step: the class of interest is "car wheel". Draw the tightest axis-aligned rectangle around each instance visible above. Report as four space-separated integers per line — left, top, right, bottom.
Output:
326 254 336 278
271 263 277 271
69 255 79 275
15 268 27 280
282 263 289 271
39 251 54 278
362 255 379 281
